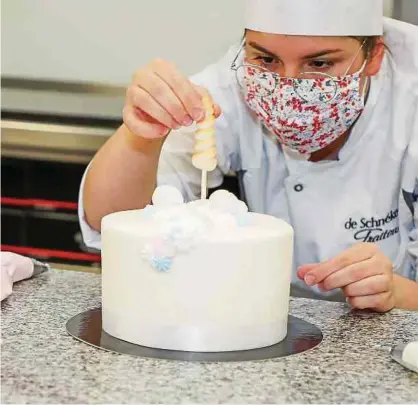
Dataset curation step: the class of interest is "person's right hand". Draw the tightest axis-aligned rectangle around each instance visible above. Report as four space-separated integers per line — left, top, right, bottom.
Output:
123 59 222 139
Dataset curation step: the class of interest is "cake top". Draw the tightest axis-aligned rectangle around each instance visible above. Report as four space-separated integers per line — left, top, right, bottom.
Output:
147 185 251 227
103 186 291 272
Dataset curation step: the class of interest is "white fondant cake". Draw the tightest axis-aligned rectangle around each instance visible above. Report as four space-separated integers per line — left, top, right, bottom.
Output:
101 186 294 352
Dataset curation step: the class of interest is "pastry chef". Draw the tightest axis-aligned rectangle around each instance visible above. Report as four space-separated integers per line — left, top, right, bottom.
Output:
79 0 418 311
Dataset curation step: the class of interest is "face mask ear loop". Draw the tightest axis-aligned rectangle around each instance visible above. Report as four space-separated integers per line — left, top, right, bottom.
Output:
231 39 246 71
361 76 370 103
344 40 367 76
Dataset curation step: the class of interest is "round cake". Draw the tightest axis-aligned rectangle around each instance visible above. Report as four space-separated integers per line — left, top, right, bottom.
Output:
101 186 294 352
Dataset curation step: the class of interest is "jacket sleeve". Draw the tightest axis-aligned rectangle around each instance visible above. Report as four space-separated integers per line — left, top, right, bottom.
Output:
405 101 418 280
77 128 226 251
406 179 418 280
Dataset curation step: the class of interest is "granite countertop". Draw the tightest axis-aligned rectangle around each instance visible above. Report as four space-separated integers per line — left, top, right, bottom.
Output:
1 269 417 404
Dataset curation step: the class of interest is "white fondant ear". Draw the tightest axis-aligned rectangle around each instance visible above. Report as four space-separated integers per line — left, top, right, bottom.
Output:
152 186 184 207
209 190 249 215
236 201 249 215
209 190 235 204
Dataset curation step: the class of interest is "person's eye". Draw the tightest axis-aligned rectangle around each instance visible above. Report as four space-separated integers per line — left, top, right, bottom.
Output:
308 60 335 70
254 55 277 65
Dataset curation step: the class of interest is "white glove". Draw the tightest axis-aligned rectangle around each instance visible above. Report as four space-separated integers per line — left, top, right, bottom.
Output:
1 252 35 301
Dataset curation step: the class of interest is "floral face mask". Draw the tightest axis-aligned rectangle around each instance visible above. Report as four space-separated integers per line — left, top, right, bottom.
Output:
243 46 369 155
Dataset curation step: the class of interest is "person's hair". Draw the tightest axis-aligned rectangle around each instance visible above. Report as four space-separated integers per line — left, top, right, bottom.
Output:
352 36 389 58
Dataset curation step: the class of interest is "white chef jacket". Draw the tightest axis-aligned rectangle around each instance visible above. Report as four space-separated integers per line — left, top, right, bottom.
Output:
79 18 418 301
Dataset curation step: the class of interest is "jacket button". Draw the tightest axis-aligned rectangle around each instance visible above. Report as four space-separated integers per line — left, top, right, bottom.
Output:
294 184 304 192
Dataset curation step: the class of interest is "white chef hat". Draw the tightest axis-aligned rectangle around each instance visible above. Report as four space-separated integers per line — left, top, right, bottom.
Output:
245 0 384 36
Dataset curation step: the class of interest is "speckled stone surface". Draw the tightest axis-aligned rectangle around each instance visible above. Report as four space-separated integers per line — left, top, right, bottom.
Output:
1 269 417 404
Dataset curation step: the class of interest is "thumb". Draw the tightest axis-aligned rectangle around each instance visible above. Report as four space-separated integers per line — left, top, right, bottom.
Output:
297 263 320 280
213 104 222 118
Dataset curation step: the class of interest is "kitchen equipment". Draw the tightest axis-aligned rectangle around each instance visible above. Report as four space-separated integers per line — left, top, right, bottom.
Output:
1 77 123 267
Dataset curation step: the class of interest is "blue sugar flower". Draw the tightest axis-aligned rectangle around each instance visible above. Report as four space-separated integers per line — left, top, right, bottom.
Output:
151 256 173 272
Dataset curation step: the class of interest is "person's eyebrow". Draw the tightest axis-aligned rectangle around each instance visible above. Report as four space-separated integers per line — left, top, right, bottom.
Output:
248 42 279 58
302 49 344 59
248 41 343 60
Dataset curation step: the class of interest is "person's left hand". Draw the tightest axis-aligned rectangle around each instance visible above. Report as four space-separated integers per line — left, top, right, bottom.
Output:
297 243 396 312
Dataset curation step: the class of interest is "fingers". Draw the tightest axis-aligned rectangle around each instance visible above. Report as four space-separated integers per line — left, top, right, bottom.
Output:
125 59 219 138
342 274 391 296
128 86 181 129
298 244 395 313
301 243 378 286
153 67 205 122
297 264 319 280
213 104 222 118
346 291 395 312
134 68 193 127
319 258 381 291
123 105 169 139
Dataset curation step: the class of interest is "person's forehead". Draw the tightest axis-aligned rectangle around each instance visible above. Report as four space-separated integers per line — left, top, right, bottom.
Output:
245 31 358 51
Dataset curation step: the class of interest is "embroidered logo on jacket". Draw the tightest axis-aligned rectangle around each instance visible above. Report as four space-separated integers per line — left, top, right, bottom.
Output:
344 210 399 243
